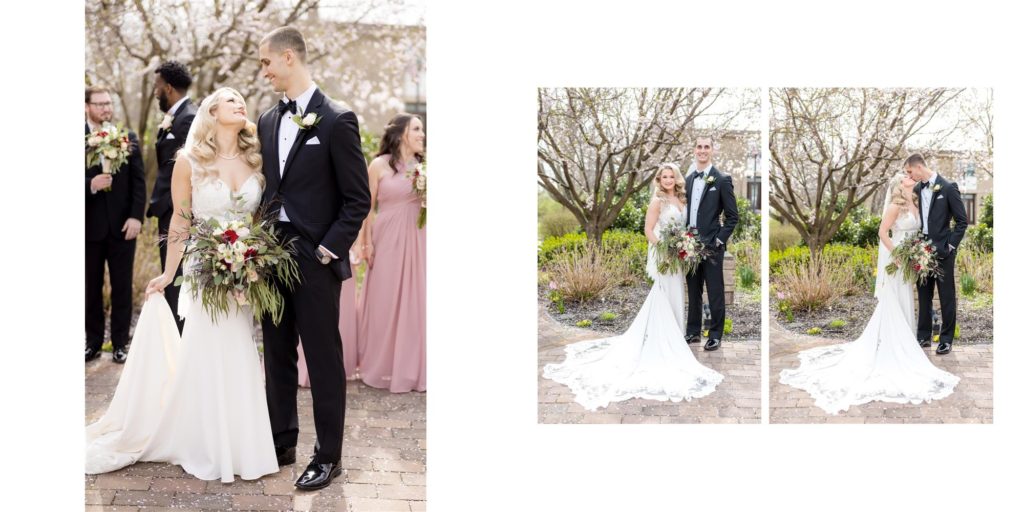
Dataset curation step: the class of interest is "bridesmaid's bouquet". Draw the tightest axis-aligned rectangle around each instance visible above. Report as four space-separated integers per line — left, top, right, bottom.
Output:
885 233 943 285
406 162 426 228
173 205 301 325
654 220 711 276
85 123 135 192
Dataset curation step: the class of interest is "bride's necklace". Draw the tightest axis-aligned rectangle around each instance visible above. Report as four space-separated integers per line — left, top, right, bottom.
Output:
217 151 240 160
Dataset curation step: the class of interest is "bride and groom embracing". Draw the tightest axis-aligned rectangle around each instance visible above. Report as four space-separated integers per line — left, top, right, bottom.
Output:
85 26 371 489
780 153 966 414
544 136 739 411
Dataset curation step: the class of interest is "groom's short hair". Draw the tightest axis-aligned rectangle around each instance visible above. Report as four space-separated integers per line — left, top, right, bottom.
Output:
262 26 307 63
695 135 714 146
904 153 927 168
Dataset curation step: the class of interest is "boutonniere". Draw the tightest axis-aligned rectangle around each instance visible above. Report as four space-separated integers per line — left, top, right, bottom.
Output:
705 175 715 184
158 113 173 131
932 183 942 192
292 111 321 130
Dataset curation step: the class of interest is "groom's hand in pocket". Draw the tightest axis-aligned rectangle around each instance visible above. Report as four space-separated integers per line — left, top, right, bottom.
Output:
122 218 142 240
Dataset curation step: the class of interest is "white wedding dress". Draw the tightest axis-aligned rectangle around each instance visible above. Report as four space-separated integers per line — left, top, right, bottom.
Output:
779 210 960 414
543 202 724 411
85 160 278 482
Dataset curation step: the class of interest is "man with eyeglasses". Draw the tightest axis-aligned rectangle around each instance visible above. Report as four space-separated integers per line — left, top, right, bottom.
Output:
85 85 145 364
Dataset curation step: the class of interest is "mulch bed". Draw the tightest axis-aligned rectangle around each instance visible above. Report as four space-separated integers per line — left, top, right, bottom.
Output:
769 292 993 344
539 282 761 341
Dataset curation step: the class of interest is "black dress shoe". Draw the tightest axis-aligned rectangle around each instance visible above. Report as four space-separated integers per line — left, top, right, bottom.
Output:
936 341 952 355
685 334 699 344
294 459 343 490
112 347 128 364
85 347 101 362
918 338 931 348
276 446 296 466
704 338 721 351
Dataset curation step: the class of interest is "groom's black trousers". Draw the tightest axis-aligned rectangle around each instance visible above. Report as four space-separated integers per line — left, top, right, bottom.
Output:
916 249 958 344
85 233 135 351
685 244 727 339
263 222 346 464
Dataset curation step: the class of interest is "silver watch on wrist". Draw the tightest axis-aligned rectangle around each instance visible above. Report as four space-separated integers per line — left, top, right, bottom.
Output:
315 247 332 265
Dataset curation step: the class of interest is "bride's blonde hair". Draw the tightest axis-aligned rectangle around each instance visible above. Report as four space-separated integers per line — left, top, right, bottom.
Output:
179 87 264 187
887 172 917 210
652 163 686 203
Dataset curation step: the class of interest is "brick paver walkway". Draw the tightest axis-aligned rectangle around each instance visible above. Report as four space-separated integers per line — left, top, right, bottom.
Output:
538 305 761 424
769 319 992 424
85 357 426 511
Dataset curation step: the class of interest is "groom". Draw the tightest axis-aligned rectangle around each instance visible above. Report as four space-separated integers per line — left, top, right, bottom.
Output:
684 136 739 352
905 153 967 355
257 26 370 490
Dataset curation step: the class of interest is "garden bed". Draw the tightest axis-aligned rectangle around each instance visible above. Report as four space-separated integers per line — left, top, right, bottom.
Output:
770 291 993 344
539 282 761 341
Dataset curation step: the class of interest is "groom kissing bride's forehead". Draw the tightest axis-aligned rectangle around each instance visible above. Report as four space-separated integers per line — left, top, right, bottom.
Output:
256 26 372 490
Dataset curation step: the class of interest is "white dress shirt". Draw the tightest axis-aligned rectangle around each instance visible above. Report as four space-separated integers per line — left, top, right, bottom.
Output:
920 172 937 235
168 96 190 117
688 165 710 229
276 83 318 223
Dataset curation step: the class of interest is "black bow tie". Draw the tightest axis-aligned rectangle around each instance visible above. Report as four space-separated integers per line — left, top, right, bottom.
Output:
278 99 297 115
695 172 704 179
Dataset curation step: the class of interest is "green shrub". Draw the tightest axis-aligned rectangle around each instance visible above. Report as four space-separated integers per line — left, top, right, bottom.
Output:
828 319 847 329
769 244 876 289
738 265 756 289
777 299 794 322
980 194 993 228
769 218 801 251
576 319 592 328
610 199 645 233
548 290 566 314
954 323 961 339
961 274 977 296
539 229 649 279
807 327 822 335
598 312 618 321
964 223 993 253
724 318 733 336
733 197 761 242
731 240 761 286
831 205 882 248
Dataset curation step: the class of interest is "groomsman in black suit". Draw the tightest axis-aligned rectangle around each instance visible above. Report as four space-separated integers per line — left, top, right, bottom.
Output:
905 153 968 355
148 61 196 332
85 85 146 363
684 136 739 352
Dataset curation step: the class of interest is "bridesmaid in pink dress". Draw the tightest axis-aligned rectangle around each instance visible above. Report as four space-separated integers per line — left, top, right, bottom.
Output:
297 253 363 387
356 114 426 392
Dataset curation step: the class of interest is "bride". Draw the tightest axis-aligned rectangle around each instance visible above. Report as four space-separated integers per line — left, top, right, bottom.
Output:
543 163 724 411
779 172 960 415
85 88 279 482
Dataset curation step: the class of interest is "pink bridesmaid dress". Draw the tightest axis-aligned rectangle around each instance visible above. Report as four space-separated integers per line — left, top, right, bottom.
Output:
297 255 363 387
357 161 426 392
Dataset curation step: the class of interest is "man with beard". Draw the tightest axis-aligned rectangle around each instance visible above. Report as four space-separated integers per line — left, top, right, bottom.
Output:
148 61 196 332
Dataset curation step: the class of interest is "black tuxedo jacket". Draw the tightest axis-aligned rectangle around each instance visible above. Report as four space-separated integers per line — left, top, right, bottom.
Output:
257 88 371 281
85 123 146 242
148 98 197 219
684 165 739 248
915 173 968 258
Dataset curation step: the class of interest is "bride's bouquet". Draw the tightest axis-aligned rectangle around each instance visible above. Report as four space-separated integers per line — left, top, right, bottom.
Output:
405 162 426 228
654 219 711 276
885 232 943 285
173 205 300 325
85 123 134 191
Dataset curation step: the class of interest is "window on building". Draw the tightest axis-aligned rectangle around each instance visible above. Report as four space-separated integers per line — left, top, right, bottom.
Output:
747 180 761 212
963 193 976 224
